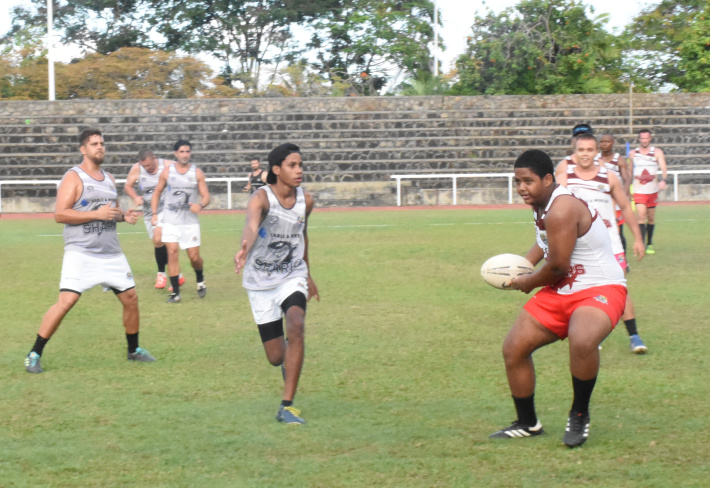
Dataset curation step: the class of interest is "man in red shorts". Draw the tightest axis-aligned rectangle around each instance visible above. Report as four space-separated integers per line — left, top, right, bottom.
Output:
628 129 668 254
489 149 635 448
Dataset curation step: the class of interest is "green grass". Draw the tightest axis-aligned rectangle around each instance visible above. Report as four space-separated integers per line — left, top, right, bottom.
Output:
1 205 709 487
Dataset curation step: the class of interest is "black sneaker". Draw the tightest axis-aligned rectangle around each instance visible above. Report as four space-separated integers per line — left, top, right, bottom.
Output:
489 420 544 439
166 293 181 303
563 410 590 447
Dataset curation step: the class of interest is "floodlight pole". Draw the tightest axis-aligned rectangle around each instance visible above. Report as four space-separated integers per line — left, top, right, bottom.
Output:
47 0 55 101
433 0 439 76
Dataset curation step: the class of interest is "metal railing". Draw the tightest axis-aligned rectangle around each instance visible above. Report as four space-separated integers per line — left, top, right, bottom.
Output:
390 170 710 206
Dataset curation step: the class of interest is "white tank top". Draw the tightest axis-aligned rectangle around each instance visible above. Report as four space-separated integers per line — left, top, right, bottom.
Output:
138 159 165 218
242 186 309 291
565 163 624 255
534 185 625 294
595 152 621 179
163 164 200 225
63 166 122 255
632 147 659 195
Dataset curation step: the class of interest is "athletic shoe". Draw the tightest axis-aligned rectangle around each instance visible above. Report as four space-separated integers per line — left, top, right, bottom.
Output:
646 244 656 255
630 334 648 354
563 410 590 448
155 274 167 289
127 347 156 362
276 405 305 424
489 420 544 439
169 275 186 291
197 282 207 298
166 293 181 303
25 352 43 374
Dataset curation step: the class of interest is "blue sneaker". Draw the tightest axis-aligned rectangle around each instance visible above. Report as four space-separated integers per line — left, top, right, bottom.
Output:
276 405 305 424
25 352 43 373
630 335 648 354
127 347 157 362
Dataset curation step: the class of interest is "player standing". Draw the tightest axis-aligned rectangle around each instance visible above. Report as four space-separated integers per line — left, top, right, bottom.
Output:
234 143 320 425
243 158 267 193
124 148 176 289
24 128 156 373
490 149 630 447
628 129 668 254
557 134 648 354
151 140 210 303
597 134 632 256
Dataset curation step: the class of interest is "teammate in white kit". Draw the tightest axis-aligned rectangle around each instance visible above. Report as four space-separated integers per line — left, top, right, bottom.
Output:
24 128 156 373
234 143 319 425
151 140 210 303
628 129 668 254
490 149 629 448
556 134 648 353
124 148 176 289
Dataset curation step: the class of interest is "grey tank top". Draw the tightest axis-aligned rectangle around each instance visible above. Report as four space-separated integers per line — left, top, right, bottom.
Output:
163 164 199 225
139 159 165 218
63 166 122 255
242 186 309 290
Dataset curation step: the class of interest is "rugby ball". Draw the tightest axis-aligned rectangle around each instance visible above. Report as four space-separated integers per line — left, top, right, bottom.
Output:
481 253 535 290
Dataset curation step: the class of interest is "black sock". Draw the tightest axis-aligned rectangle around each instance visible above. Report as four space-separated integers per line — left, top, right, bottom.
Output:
619 225 627 254
155 245 168 273
571 376 597 415
512 394 537 426
196 269 204 283
624 318 638 336
647 224 655 246
639 223 647 244
31 334 50 356
170 275 180 294
281 400 293 407
126 332 139 354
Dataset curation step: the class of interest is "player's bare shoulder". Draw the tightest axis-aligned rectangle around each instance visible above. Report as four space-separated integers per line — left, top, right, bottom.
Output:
304 189 315 214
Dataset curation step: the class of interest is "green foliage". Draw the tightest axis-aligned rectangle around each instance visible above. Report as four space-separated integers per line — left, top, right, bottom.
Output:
396 72 452 95
452 0 626 95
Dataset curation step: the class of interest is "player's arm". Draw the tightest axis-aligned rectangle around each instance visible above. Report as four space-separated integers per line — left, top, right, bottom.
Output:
234 190 269 274
55 171 123 224
512 197 578 294
123 163 143 206
554 159 568 183
617 157 632 194
191 168 210 213
260 170 268 183
609 172 644 260
303 191 319 301
656 148 669 191
151 166 169 224
109 174 138 225
523 243 545 267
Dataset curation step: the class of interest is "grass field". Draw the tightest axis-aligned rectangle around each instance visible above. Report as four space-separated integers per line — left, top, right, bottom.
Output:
1 205 709 487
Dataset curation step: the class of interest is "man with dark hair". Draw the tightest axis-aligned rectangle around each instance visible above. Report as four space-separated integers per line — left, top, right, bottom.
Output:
243 158 267 193
151 140 210 303
490 149 628 447
124 148 176 289
24 128 156 373
628 129 668 254
234 142 319 425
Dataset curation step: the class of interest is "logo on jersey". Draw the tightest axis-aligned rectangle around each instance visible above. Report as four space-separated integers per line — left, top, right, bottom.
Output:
638 169 655 185
269 215 279 224
594 295 608 305
552 264 586 291
297 216 305 225
258 227 267 238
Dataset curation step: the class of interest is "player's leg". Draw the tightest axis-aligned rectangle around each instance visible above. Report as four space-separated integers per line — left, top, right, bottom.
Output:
25 291 81 373
115 287 155 362
164 241 181 300
275 293 307 424
152 225 168 288
490 309 557 438
645 205 657 252
635 202 648 243
621 294 647 354
186 246 206 298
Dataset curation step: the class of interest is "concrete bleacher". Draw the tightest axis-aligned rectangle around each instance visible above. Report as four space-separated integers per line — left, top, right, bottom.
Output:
1 94 710 209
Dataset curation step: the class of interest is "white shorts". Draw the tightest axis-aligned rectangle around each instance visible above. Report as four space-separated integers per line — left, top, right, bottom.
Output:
161 222 201 249
60 251 135 294
143 211 164 240
246 277 309 324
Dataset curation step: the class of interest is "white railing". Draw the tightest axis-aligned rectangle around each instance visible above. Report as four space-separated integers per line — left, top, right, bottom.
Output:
0 177 248 213
391 170 710 206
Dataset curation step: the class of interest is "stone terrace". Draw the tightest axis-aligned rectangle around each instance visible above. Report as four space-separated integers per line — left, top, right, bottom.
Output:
1 94 710 207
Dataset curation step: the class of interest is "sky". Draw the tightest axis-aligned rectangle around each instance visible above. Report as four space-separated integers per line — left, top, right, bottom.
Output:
1 0 648 70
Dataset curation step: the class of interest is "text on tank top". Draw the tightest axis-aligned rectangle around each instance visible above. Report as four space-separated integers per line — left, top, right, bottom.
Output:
139 159 165 217
534 185 625 294
242 186 309 290
163 164 200 225
63 166 122 255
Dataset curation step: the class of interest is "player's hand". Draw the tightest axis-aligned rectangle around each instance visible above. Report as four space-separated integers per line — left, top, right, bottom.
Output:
96 204 122 221
242 187 249 192
307 276 320 302
124 208 139 225
509 275 534 294
659 179 667 191
633 240 646 261
133 196 144 206
190 203 202 214
151 214 158 226
234 240 248 274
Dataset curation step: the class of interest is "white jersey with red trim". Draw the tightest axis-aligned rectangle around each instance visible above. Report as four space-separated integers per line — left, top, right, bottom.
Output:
565 163 624 255
534 185 626 294
595 152 621 179
632 146 659 195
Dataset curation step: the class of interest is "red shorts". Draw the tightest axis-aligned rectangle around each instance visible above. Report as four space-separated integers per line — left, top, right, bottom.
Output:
615 208 625 226
633 192 658 208
524 285 627 339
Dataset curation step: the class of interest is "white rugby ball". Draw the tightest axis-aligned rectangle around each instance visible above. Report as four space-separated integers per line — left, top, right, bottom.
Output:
481 253 535 290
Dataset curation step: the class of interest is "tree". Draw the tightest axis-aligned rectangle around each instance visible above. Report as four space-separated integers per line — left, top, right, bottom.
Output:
451 0 625 95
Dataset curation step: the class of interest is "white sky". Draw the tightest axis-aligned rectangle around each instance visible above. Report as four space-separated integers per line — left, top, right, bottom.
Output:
1 0 648 71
